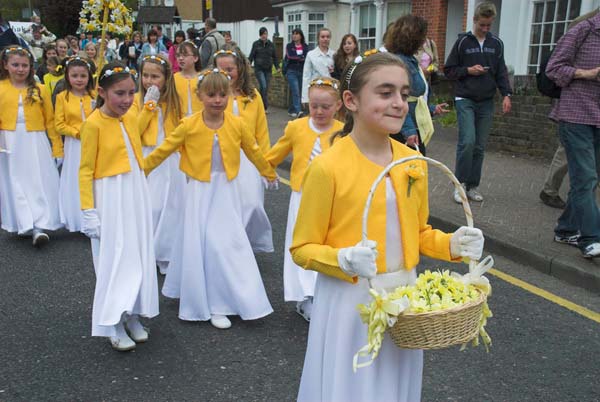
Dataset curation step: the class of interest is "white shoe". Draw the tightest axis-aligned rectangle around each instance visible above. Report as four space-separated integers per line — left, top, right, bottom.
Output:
125 316 149 343
109 322 136 351
210 315 232 329
467 187 484 202
32 229 49 247
157 261 168 275
453 184 466 204
295 298 313 322
582 243 600 258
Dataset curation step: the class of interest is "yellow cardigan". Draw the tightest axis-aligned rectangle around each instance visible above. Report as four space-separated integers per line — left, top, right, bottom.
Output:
132 95 181 147
173 72 204 115
54 91 95 139
290 135 458 284
227 89 270 154
266 116 343 192
79 109 144 210
0 79 62 157
144 110 277 182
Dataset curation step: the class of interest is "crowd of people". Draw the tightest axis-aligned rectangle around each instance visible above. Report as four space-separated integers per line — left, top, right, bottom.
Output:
1 1 598 400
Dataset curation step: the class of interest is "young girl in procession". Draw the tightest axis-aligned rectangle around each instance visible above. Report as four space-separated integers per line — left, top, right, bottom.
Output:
0 46 63 246
42 56 64 95
134 54 185 274
79 61 158 351
144 68 278 330
214 47 274 253
174 41 203 116
266 77 343 321
55 56 96 232
290 51 485 401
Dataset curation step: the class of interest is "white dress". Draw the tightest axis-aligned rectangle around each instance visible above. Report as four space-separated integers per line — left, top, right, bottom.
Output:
59 99 85 232
233 99 274 253
0 97 61 234
162 135 273 321
142 108 187 268
90 123 159 337
283 120 322 302
297 178 423 402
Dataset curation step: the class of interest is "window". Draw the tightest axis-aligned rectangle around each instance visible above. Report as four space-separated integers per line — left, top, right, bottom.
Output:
287 12 302 43
307 12 325 49
528 0 581 75
387 1 411 26
358 4 376 51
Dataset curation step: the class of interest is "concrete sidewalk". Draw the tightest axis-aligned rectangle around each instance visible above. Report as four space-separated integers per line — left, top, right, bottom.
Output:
265 107 600 293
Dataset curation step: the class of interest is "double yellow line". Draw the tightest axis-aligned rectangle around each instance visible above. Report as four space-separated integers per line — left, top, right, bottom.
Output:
277 175 600 324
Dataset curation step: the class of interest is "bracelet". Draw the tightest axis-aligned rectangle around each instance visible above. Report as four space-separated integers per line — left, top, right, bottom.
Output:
144 100 157 111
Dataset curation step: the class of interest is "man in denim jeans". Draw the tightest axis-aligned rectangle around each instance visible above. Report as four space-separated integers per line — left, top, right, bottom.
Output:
444 2 511 203
546 10 600 258
249 27 280 113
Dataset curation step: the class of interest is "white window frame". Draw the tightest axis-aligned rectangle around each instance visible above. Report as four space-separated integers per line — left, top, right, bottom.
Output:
287 12 303 44
307 12 326 49
357 3 376 52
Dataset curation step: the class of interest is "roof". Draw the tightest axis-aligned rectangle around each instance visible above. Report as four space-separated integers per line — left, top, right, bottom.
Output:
137 6 177 24
174 0 204 21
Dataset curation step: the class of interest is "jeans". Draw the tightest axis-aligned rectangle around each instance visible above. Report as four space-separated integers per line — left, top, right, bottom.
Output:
254 67 272 111
542 143 568 197
454 98 495 189
555 122 600 249
286 69 302 114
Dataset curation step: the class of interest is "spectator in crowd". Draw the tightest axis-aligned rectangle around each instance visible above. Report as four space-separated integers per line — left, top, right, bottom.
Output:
546 10 600 258
55 38 69 61
99 38 118 64
385 14 449 156
36 43 58 82
283 28 308 118
81 32 96 49
199 18 225 68
186 27 202 47
153 25 172 50
331 33 358 80
67 36 83 57
139 29 168 63
249 27 279 113
84 41 98 63
105 32 118 52
416 36 440 99
168 30 186 72
0 11 29 48
22 24 56 64
444 2 512 203
223 31 234 45
301 27 334 104
119 31 143 71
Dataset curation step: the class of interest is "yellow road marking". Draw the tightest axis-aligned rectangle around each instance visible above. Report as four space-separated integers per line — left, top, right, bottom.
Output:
276 172 600 323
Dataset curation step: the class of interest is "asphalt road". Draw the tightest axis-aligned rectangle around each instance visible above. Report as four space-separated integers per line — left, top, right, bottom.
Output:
1 170 599 402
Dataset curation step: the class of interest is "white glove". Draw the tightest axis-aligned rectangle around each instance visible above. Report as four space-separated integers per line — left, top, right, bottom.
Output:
450 226 484 261
338 240 378 279
262 176 279 190
55 158 63 169
0 147 10 154
144 85 161 104
82 209 101 239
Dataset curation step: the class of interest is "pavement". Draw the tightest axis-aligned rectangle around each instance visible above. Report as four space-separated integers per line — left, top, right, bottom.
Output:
266 107 600 294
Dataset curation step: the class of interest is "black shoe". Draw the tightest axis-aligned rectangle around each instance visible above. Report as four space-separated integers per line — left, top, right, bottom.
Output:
539 191 566 209
554 233 580 247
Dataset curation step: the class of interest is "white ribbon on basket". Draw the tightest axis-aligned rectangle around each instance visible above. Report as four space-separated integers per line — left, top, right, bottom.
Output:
451 255 494 292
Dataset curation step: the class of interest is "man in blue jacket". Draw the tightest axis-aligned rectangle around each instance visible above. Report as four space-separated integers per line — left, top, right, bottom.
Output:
445 1 512 203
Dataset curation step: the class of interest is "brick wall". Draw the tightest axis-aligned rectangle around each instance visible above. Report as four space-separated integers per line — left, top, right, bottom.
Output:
267 73 290 109
412 0 449 66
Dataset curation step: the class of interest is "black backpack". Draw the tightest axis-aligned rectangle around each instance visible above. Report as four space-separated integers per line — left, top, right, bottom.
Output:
536 19 593 99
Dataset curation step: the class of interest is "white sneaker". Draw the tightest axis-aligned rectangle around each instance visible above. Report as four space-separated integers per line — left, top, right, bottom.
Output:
453 184 466 204
109 322 136 351
210 315 232 329
32 229 49 247
157 261 168 275
125 316 149 343
582 242 600 258
295 298 313 322
467 187 484 202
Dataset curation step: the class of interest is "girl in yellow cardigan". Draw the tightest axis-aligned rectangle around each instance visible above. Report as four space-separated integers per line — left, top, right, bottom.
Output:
0 46 63 246
79 62 158 352
42 56 64 95
134 54 185 275
174 41 203 116
291 51 485 402
214 47 274 253
266 77 343 321
144 69 277 330
55 56 96 232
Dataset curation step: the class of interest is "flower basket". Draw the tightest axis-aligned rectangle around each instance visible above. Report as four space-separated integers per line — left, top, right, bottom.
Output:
360 155 489 352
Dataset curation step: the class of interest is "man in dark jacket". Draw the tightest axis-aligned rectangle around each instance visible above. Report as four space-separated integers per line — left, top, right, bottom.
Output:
445 1 511 204
249 27 279 113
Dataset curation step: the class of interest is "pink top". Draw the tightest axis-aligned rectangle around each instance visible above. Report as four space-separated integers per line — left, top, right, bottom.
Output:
169 45 180 72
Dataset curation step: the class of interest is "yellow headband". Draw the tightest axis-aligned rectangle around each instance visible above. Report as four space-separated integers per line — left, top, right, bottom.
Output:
143 55 167 64
309 78 340 90
197 68 231 84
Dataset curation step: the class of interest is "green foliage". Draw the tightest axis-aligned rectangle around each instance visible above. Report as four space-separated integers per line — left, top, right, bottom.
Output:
432 96 457 128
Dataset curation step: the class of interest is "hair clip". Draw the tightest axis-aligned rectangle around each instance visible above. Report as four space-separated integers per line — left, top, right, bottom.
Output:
65 56 92 70
309 78 339 90
55 65 63 73
213 49 237 58
345 47 388 87
101 66 132 80
143 55 167 64
197 68 231 83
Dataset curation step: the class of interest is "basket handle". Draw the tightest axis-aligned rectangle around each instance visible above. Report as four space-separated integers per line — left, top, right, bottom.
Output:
361 155 477 274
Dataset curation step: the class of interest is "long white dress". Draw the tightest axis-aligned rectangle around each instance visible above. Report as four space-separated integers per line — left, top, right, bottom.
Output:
90 123 159 337
0 97 61 234
142 108 186 269
233 99 274 253
162 135 273 321
283 120 323 302
297 178 423 402
59 99 85 232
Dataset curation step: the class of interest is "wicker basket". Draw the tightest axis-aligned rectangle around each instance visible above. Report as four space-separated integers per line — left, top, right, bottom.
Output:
361 155 486 350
